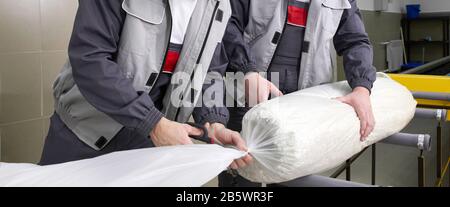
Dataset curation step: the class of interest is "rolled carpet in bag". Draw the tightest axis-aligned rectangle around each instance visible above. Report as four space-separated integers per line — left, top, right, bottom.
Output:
238 73 417 183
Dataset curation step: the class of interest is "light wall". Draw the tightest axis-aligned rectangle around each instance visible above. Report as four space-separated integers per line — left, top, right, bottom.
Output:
338 0 448 74
358 0 450 14
0 0 78 163
337 1 404 78
418 0 450 13
357 0 404 13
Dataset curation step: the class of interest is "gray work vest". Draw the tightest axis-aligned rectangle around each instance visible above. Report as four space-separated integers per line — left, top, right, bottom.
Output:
53 0 231 150
243 0 350 89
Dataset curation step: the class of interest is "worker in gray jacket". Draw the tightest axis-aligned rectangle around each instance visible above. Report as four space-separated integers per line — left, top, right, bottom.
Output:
220 0 377 186
39 0 252 169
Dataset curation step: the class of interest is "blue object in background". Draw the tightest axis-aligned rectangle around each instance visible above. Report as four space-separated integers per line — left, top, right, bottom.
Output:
406 4 421 19
402 62 424 70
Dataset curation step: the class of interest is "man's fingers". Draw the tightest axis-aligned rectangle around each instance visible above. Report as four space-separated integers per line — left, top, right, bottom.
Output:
369 119 376 135
357 111 367 139
365 124 373 138
245 76 259 106
369 111 376 131
230 157 252 170
269 82 283 97
360 119 369 141
336 89 374 142
179 133 194 145
235 159 247 168
231 131 248 152
257 81 270 103
365 116 375 138
243 155 253 165
184 124 203 136
360 119 365 135
182 138 194 145
257 93 268 104
360 109 376 139
230 161 238 170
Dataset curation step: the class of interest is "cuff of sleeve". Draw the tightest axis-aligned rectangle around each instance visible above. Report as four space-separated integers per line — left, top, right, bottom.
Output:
194 109 229 126
135 107 164 138
201 113 229 126
230 61 258 74
350 78 374 93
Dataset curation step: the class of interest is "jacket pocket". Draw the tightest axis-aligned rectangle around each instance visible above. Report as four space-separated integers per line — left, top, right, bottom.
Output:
245 0 280 42
53 60 76 103
322 0 351 10
119 0 168 75
122 0 166 25
119 0 167 56
320 0 351 34
58 85 83 119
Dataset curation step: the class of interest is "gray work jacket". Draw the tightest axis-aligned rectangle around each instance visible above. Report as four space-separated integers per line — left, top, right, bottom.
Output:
224 0 376 103
53 0 231 150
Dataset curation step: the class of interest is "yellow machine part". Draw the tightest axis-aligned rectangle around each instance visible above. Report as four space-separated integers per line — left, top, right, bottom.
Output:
388 74 450 121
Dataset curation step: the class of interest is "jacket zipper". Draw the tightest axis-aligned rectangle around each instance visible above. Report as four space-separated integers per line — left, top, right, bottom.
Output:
148 3 173 94
196 1 220 64
174 1 220 120
266 3 288 76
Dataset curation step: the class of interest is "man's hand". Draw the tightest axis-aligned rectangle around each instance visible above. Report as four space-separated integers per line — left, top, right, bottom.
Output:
336 87 375 141
205 123 253 170
245 72 283 106
150 118 202 147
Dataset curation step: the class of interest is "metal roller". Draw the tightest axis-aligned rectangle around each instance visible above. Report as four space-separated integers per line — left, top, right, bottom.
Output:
401 56 450 74
412 92 450 102
415 108 447 122
381 133 432 151
276 175 374 187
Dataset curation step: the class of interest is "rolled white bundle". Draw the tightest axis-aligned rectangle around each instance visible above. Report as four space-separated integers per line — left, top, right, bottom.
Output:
238 73 417 183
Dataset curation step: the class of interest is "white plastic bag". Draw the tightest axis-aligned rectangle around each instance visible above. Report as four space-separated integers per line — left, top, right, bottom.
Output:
238 73 417 183
0 145 245 187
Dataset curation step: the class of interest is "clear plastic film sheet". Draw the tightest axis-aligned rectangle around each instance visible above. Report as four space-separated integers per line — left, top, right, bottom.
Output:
0 145 246 187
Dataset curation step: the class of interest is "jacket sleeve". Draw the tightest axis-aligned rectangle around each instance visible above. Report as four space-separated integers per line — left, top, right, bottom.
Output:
68 0 163 138
333 0 377 92
193 43 230 125
222 0 257 74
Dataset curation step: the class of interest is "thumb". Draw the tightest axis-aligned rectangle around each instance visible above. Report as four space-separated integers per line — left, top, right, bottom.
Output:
335 96 349 104
269 83 283 97
204 123 218 139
